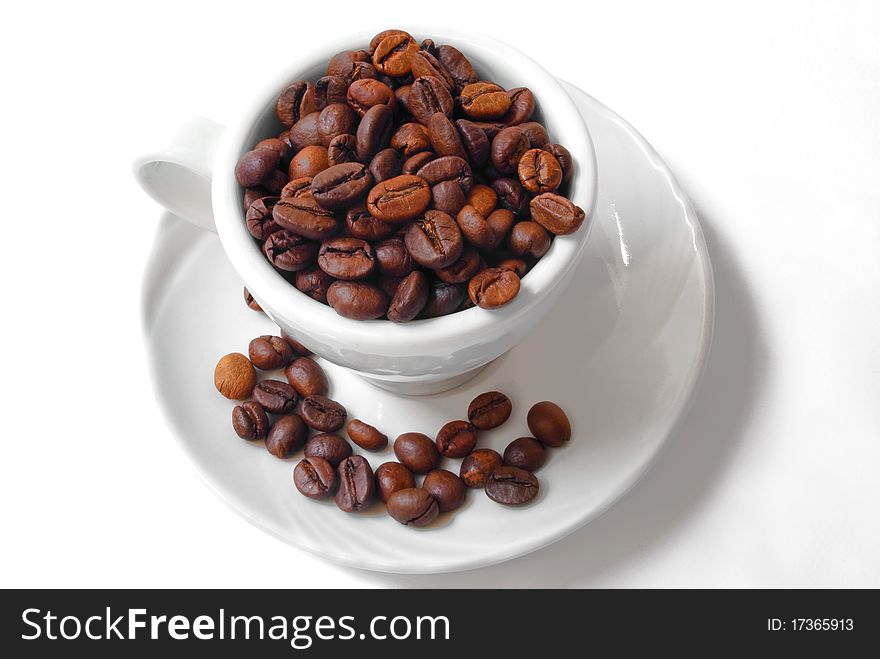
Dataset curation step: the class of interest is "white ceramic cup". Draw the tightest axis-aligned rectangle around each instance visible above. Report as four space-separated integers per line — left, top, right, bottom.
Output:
134 29 597 395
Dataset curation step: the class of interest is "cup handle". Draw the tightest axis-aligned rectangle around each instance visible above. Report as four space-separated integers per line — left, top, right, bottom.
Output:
132 116 224 232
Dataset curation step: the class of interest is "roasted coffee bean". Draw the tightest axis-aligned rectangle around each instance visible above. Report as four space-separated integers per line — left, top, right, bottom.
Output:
387 270 429 322
252 379 298 414
315 75 349 109
281 176 313 198
427 113 467 159
402 151 436 174
327 280 389 320
371 33 418 77
459 82 511 120
503 437 547 471
527 401 572 447
262 230 319 271
516 122 549 149
502 87 535 125
276 81 317 127
435 248 481 285
466 184 497 217
435 420 478 458
356 104 393 161
335 455 375 512
468 391 512 430
243 287 263 312
294 457 337 499
408 76 453 124
374 237 413 277
368 30 413 60
394 84 412 113
454 119 490 166
410 51 455 90
423 469 466 512
288 144 329 180
231 401 269 440
300 395 347 432
327 134 358 166
436 44 478 92
327 49 370 77
346 419 388 451
284 356 329 398
248 335 294 370
280 331 312 355
261 169 288 195
518 148 563 194
318 237 376 280
273 196 339 240
235 149 281 187
491 126 530 174
369 148 403 183
311 162 373 210
416 155 473 192
468 267 521 309
294 266 334 303
420 38 436 54
347 78 396 116
470 121 507 140
490 178 529 216
345 204 397 241
404 211 463 269
508 220 552 258
375 462 416 503
366 174 431 222
455 205 498 250
391 123 431 156
305 432 352 466
243 186 270 212
266 413 308 458
420 280 465 318
288 112 323 150
487 209 516 245
530 193 586 235
387 488 439 526
497 257 528 277
485 466 539 505
543 143 573 184
394 432 440 474
245 196 282 240
255 137 291 163
334 61 376 86
431 179 467 216
459 448 503 488
317 103 358 147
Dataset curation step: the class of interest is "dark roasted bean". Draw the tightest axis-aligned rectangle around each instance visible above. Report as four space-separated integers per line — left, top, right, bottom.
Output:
346 419 388 451
386 488 438 526
375 461 416 503
387 270 429 322
266 413 308 458
262 230 319 271
231 401 269 440
485 466 539 505
305 433 352 466
435 420 479 458
423 469 466 512
527 401 572 447
394 432 440 474
468 391 512 430
503 437 547 471
248 335 294 370
508 220 552 258
335 455 375 512
468 267 521 309
284 356 329 398
294 457 337 499
300 395 346 432
459 448 503 488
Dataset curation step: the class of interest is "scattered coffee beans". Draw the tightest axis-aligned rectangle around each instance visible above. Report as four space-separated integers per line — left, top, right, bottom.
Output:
503 436 546 471
214 353 256 400
467 391 512 430
423 469 466 512
232 401 269 440
284 356 329 397
386 488 439 526
375 461 416 502
394 432 440 474
346 419 388 451
335 455 375 512
294 456 337 499
435 420 478 458
248 335 294 370
527 401 571 447
485 466 539 506
459 448 503 489
300 395 347 431
304 433 353 466
266 413 308 458
252 379 298 414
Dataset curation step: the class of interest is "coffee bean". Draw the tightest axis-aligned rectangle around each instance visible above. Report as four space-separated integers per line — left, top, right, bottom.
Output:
436 45 478 92
518 148 563 194
294 456 337 499
288 112 323 151
419 280 465 318
369 29 414 54
468 391 512 430
261 169 289 195
231 401 269 440
394 84 411 113
435 248 481 285
508 221 552 258
255 137 291 164
235 149 281 187
431 179 467 216
503 437 547 471
410 51 455 90
490 177 530 215
517 121 549 148
284 356 329 398
318 237 376 280
304 433 352 467
469 120 507 141
315 75 349 109
527 401 571 447
369 148 403 183
416 155 473 192
243 287 263 312
311 162 373 210
404 210 463 269
281 176 314 198
327 280 389 320
266 413 308 458
394 432 439 474
460 82 511 120
454 119 490 166
386 488 438 526
459 448 503 488
427 113 467 159
543 143 573 185
317 103 358 147
530 193 586 235
345 204 397 241
273 197 339 241
468 267 521 309
402 151 436 175
497 257 528 277
366 174 431 222
435 420 478 458
215 353 256 400
375 462 415 503
486 209 516 245
371 33 418 77
491 126 529 174
300 395 346 432
346 78 396 116
276 80 318 127
408 76 453 124
294 266 334 303
335 455 376 512
391 123 431 157
374 237 413 277
262 230 319 271
243 186 270 212
423 469 466 512
248 335 294 370
466 184 497 217
356 104 393 161
485 466 539 505
327 49 370 77
327 134 358 166
502 87 535 126
346 419 388 451
246 196 282 240
252 379 298 414
387 270 429 322
455 205 498 250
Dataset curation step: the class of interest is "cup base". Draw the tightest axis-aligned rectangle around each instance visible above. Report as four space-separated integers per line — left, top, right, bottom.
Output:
355 364 489 396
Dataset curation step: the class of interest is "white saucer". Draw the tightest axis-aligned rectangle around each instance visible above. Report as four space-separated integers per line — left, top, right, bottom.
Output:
141 83 714 574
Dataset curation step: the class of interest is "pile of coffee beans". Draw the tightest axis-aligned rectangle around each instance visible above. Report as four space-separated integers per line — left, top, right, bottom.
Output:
215 313 572 527
236 29 587 321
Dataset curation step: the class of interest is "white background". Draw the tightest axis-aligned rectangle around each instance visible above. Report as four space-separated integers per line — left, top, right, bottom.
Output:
1 0 878 588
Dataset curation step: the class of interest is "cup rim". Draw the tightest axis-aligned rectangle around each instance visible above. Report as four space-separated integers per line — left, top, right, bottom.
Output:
213 27 597 350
